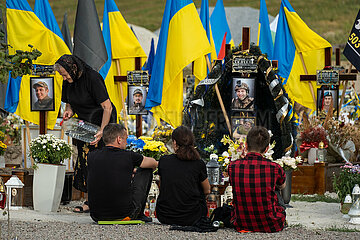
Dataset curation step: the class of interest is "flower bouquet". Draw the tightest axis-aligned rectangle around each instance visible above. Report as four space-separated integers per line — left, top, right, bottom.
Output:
0 113 23 145
272 156 302 171
127 135 169 161
221 135 246 161
333 163 360 203
0 140 6 156
299 124 328 153
29 134 72 166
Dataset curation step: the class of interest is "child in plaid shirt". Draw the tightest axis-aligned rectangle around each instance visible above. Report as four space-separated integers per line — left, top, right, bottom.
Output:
229 126 286 232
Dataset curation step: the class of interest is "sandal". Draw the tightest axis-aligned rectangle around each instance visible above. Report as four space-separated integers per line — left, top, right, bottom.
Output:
73 204 90 213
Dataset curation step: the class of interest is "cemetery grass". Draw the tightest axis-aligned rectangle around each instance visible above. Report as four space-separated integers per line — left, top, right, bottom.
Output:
23 0 360 47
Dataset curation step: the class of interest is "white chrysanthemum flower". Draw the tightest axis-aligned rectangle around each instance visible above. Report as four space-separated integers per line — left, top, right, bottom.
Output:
222 151 229 158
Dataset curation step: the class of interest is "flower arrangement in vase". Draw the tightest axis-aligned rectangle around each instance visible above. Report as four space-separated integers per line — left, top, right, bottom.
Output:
333 163 360 203
272 156 303 171
29 134 72 166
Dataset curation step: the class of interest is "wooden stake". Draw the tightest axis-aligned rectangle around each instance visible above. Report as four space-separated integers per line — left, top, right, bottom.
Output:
299 52 317 107
242 27 250 51
23 127 27 168
25 121 34 166
205 55 232 134
115 59 129 132
339 65 352 110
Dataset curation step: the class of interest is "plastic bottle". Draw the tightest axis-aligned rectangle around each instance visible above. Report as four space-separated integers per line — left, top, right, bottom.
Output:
207 192 217 217
61 118 100 143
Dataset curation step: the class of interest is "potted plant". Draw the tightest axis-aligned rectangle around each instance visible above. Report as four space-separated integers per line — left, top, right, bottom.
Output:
29 134 72 212
272 155 303 205
333 163 360 204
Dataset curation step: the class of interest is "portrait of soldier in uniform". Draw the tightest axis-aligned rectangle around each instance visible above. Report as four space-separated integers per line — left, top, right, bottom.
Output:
231 78 255 111
317 89 338 118
31 79 54 111
128 87 147 115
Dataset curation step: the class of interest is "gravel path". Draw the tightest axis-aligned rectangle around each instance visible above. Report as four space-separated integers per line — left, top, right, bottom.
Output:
0 200 359 239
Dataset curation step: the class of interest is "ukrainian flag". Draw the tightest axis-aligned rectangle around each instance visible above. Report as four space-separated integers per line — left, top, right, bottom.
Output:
257 0 273 59
6 0 70 129
145 0 211 127
193 0 216 88
100 0 147 119
210 0 234 56
273 0 331 110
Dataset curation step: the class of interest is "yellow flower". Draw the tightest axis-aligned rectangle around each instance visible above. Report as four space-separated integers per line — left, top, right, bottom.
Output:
0 141 7 149
209 123 215 129
201 134 205 139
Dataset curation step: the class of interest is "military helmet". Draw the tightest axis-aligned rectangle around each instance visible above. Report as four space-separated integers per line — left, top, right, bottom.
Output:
235 82 250 93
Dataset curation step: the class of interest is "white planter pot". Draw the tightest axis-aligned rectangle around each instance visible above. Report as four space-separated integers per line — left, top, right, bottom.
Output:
33 163 66 212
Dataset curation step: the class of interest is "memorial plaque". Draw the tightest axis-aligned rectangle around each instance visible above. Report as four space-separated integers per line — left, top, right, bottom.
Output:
127 70 149 85
316 70 339 85
232 55 257 73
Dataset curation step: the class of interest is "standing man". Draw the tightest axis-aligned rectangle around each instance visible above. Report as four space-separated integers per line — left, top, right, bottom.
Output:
87 123 158 222
33 81 53 110
229 126 286 232
231 82 254 110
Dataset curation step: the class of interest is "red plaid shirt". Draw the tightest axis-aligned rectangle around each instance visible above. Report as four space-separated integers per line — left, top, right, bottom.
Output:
229 152 286 233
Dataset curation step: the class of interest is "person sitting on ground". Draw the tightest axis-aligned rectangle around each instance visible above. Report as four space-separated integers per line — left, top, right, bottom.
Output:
87 123 158 222
229 126 286 233
156 126 211 226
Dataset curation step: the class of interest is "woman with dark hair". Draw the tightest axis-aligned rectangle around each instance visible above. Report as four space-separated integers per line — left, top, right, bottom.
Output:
155 126 211 226
54 54 117 213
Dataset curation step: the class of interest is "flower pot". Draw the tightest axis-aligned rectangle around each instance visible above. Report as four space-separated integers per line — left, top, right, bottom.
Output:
33 163 66 212
308 148 317 165
281 170 293 205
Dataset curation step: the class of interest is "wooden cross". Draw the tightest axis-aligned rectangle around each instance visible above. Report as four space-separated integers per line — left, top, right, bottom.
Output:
114 57 143 138
300 47 357 109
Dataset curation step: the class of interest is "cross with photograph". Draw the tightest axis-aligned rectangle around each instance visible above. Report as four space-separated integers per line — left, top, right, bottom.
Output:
232 117 256 141
231 77 255 111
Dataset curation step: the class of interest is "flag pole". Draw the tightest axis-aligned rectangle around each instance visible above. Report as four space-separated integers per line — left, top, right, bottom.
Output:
339 65 352 110
299 52 317 107
205 55 232 135
115 59 129 133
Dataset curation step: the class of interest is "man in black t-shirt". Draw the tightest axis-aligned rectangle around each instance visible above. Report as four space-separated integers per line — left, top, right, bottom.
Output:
87 123 158 222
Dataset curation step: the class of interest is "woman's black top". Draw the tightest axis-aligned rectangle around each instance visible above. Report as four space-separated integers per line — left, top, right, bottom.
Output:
61 66 117 126
156 154 208 226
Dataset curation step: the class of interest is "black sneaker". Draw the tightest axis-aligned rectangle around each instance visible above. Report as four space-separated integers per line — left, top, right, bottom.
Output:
137 214 152 223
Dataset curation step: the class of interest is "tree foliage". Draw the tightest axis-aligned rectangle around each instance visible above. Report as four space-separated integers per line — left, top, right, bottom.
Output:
0 4 42 84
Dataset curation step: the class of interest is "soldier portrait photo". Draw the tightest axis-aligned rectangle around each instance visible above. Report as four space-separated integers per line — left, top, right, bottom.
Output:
231 78 255 111
128 86 147 115
30 77 55 111
232 117 255 140
317 88 338 118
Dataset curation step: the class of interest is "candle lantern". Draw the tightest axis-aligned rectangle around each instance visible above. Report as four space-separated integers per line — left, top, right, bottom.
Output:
348 184 360 224
316 141 326 162
5 175 24 210
206 154 220 185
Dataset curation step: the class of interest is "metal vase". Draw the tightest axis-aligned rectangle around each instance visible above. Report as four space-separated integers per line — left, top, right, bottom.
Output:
281 170 293 204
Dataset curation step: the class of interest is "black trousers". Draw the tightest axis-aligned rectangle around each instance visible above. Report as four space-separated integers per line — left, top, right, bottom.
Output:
91 167 153 222
131 167 153 218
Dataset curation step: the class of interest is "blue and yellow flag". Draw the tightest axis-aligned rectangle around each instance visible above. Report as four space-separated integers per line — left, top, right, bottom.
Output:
145 0 211 127
34 0 63 41
142 38 155 75
5 0 70 129
210 0 234 55
257 0 273 59
193 0 216 88
100 0 147 119
273 0 331 110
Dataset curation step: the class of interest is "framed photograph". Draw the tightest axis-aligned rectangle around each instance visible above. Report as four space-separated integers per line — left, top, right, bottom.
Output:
231 116 256 141
231 77 255 111
30 77 55 111
316 87 339 118
128 86 148 115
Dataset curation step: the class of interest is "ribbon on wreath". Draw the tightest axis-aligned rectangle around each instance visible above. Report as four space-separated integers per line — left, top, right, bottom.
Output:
299 141 328 153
